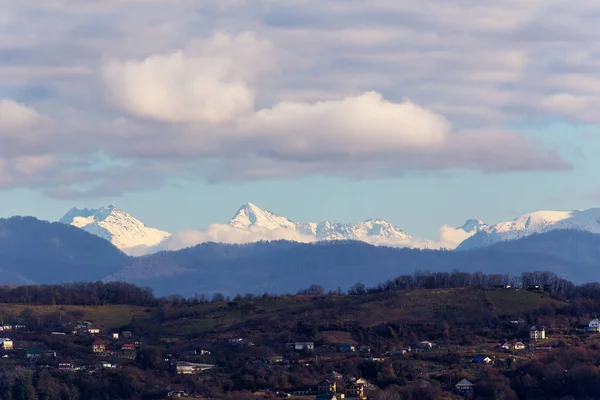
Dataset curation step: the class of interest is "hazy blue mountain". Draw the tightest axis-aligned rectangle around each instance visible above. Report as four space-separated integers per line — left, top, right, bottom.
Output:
110 239 590 297
0 217 128 284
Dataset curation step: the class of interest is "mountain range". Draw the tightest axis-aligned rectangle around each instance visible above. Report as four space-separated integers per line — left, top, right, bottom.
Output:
1 213 600 295
57 203 600 255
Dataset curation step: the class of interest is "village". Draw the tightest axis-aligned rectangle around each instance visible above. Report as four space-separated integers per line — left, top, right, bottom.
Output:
1 309 600 399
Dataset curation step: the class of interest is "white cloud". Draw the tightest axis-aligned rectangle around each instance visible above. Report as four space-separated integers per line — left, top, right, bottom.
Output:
154 224 316 252
102 32 274 124
0 99 43 131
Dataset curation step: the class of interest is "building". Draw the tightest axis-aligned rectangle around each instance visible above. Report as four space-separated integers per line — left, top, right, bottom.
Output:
268 355 284 363
455 379 475 392
514 342 526 350
530 326 546 341
97 361 115 369
44 350 57 358
500 342 511 350
345 383 365 398
121 331 133 339
111 332 119 339
92 341 106 353
472 355 492 364
0 338 13 351
175 361 215 375
286 342 315 351
121 344 136 351
88 328 100 335
317 379 336 394
26 348 42 359
58 361 73 372
588 319 600 333
339 343 356 353
167 384 188 397
315 395 338 400
420 341 434 349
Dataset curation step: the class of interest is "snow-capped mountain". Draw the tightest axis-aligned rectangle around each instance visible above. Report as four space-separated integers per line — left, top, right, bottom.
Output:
229 202 412 242
457 208 600 250
59 205 171 253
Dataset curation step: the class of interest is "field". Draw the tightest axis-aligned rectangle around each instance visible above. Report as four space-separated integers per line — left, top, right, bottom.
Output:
486 288 563 316
0 303 151 329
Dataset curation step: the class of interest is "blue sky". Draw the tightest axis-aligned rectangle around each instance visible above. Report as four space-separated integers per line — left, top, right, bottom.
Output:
1 0 600 240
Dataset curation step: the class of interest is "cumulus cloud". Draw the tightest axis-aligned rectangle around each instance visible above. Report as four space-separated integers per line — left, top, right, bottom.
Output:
102 32 274 124
0 0 590 196
151 224 316 252
130 219 481 255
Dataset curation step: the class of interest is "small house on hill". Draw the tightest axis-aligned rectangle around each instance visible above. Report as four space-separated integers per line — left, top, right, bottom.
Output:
339 343 355 353
514 342 526 350
588 319 600 333
455 379 475 392
26 348 42 359
420 341 434 349
92 341 105 353
0 338 13 350
530 326 546 341
500 341 511 350
472 355 492 364
317 379 336 394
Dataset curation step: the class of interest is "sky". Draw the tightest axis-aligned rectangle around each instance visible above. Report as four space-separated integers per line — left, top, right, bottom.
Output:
1 0 600 240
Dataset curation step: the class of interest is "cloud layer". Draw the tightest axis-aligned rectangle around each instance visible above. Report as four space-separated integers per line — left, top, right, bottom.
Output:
1 0 592 197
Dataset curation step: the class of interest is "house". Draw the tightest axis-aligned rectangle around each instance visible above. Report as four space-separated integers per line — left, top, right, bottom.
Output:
51 332 66 336
268 355 284 363
339 343 356 353
500 342 511 350
92 341 106 353
199 349 211 356
58 361 73 372
167 384 188 397
0 338 13 350
514 342 526 350
44 350 57 358
26 348 42 359
175 361 215 375
111 333 119 339
88 328 100 335
359 345 371 354
530 326 546 341
97 361 115 369
317 379 336 394
588 319 600 333
345 383 365 398
286 342 315 351
121 344 136 351
472 355 492 364
121 331 133 339
420 341 434 349
455 379 475 392
315 395 338 400
327 371 343 381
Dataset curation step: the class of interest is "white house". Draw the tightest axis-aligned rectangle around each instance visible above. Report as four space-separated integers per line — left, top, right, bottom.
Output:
286 342 315 351
455 379 475 392
420 341 434 349
514 342 526 350
530 326 546 341
500 342 511 350
0 338 13 350
588 319 600 333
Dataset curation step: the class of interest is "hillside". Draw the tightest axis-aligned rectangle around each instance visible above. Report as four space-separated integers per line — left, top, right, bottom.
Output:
0 216 128 284
112 240 585 297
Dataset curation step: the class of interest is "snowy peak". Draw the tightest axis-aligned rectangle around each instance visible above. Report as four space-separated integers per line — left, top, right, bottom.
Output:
459 219 487 233
457 208 600 250
228 203 411 242
59 205 171 252
229 202 297 230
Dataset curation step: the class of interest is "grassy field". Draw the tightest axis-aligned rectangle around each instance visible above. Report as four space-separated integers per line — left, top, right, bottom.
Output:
486 289 563 316
0 303 151 329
